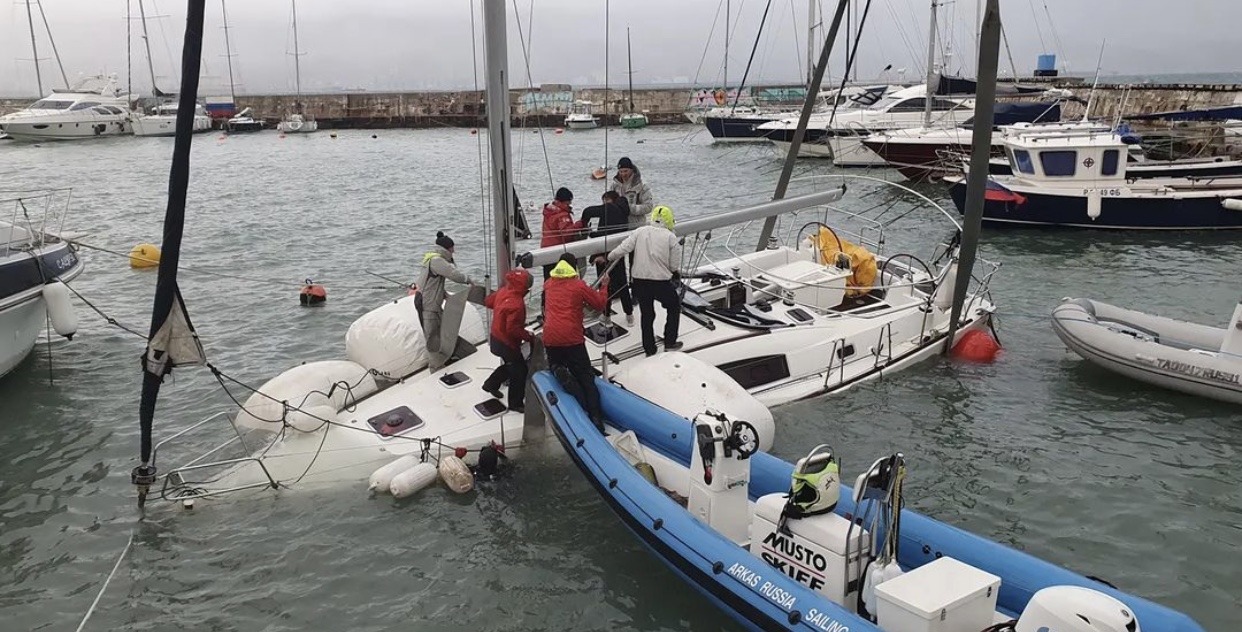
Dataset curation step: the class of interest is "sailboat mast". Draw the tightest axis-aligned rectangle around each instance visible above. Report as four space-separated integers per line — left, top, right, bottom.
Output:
221 0 237 103
138 0 159 94
806 0 816 85
127 0 133 97
627 28 634 112
291 0 302 98
483 0 514 278
24 0 43 96
723 0 729 98
35 0 68 89
922 0 939 127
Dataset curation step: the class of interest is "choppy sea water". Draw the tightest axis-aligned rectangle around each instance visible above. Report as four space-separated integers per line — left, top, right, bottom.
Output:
0 126 1238 631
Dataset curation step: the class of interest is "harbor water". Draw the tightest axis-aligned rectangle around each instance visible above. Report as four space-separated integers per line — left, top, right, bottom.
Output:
0 126 1238 631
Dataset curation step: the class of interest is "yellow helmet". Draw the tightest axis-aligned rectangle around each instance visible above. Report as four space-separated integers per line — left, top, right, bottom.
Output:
650 205 675 230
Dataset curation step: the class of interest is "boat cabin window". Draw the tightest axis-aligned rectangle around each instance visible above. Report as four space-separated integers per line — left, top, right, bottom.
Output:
69 101 102 111
1101 149 1120 176
886 98 925 112
1012 149 1035 175
717 355 791 390
101 105 124 115
1039 150 1077 177
29 99 73 110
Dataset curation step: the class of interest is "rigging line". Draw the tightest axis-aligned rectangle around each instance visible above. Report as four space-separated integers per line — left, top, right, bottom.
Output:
1041 1 1067 72
74 530 134 632
1026 0 1047 52
61 281 149 339
510 0 555 198
686 0 726 109
729 0 774 108
603 0 609 180
789 0 803 83
825 0 874 126
469 0 492 283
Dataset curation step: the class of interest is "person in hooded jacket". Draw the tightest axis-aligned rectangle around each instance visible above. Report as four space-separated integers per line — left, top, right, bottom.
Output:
580 190 634 323
610 157 655 229
540 187 584 251
482 268 534 412
418 231 478 370
600 206 682 357
542 253 609 431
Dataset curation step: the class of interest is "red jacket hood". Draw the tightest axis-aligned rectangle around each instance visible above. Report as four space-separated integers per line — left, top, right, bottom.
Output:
503 268 532 293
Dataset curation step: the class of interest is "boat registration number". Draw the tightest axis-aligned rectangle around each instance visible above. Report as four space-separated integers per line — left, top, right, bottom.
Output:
1136 354 1241 385
1082 187 1124 197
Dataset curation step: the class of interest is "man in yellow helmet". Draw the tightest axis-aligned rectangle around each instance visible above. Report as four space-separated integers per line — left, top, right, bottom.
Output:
598 205 682 357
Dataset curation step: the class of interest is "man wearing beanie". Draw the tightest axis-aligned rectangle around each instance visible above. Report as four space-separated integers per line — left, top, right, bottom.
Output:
539 187 585 295
610 156 655 229
600 205 682 357
418 231 478 369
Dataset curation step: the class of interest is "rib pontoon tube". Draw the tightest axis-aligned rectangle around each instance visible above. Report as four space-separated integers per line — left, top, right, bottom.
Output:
534 371 1206 632
1052 298 1242 405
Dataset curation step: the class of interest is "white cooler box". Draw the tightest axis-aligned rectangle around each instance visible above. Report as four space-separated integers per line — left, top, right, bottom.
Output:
874 556 1001 632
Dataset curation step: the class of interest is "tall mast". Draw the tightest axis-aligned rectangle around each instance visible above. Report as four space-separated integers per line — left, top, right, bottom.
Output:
221 0 237 103
723 0 729 99
806 0 816 85
291 0 303 98
24 0 43 96
127 0 133 96
626 27 635 112
35 0 68 89
483 0 514 278
922 0 939 127
138 0 160 94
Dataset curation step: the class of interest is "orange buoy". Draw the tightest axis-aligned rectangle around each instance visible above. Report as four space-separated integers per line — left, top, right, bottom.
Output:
470 128 478 135
554 128 564 134
299 280 327 306
591 168 607 180
951 329 1000 362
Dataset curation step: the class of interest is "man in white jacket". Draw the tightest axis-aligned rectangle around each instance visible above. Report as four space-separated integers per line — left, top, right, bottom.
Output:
599 206 683 356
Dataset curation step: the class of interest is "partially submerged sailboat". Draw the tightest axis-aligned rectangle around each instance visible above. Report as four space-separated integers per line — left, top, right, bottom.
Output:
1052 297 1242 405
533 369 1208 632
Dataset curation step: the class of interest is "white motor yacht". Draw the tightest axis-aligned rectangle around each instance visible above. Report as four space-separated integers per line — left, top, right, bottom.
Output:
565 101 600 129
0 75 132 141
0 190 84 378
132 102 214 137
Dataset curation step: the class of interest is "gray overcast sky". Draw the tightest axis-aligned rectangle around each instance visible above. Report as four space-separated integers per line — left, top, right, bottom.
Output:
0 1 1236 97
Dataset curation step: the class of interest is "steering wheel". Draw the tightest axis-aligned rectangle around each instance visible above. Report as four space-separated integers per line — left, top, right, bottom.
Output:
725 420 761 459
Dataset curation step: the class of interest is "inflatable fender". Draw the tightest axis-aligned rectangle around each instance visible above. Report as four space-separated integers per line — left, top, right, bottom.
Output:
42 281 78 339
234 360 378 432
368 455 421 493
346 295 486 380
439 455 474 494
611 352 776 452
390 462 439 499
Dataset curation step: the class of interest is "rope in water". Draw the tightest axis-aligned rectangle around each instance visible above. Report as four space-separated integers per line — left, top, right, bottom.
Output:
74 530 134 632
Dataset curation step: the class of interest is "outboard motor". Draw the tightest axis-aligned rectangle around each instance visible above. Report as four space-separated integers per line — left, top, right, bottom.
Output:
1016 586 1140 632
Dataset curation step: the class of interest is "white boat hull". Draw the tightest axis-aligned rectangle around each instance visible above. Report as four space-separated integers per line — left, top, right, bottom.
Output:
0 293 46 378
277 118 319 134
565 119 599 130
827 135 889 166
0 116 131 141
132 114 214 137
769 139 834 159
1052 298 1242 404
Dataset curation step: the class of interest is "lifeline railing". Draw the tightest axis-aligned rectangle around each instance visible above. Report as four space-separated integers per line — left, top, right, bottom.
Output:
151 411 280 503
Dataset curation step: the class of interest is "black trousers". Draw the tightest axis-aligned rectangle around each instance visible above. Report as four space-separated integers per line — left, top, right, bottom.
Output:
596 258 633 316
482 336 527 409
545 343 603 427
630 278 681 355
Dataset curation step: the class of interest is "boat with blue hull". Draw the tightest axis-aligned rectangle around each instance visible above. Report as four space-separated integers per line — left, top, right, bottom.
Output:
947 124 1242 229
534 371 1207 632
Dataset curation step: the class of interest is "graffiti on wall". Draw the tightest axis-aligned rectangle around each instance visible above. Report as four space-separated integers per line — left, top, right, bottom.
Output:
687 88 754 107
518 90 574 114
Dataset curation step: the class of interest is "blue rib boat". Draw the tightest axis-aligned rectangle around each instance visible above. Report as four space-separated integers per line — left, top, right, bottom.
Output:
534 371 1206 632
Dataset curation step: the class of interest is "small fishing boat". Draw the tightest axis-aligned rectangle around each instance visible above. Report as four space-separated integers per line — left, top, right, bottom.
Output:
534 369 1208 632
565 101 600 130
946 125 1242 229
1052 297 1242 405
132 102 214 137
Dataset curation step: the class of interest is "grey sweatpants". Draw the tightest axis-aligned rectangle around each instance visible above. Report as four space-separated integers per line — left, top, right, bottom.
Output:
422 309 446 369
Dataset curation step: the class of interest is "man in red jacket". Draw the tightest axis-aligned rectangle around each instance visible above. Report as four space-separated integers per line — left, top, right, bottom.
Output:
482 268 534 412
542 253 609 431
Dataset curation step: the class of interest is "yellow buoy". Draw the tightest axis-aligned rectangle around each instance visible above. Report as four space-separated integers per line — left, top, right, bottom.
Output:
129 243 162 268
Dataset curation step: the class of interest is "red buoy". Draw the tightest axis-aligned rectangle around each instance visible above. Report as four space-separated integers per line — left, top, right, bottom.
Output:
951 329 1000 362
299 281 327 306
470 128 478 135
454 446 468 459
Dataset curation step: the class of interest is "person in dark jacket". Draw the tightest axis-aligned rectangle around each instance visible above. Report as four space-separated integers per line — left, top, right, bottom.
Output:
581 190 634 323
542 253 609 431
482 268 534 412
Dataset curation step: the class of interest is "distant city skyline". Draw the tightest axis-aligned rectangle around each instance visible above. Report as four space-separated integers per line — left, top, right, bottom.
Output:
0 0 1235 97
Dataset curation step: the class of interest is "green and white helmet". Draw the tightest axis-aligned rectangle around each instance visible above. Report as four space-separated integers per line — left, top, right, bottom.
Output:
789 444 840 517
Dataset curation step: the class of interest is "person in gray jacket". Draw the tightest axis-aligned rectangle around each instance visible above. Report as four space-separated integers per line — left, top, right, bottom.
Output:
611 156 655 229
418 231 478 369
599 206 683 357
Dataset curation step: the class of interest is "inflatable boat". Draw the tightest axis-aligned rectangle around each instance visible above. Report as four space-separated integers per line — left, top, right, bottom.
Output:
1052 298 1242 405
534 371 1206 632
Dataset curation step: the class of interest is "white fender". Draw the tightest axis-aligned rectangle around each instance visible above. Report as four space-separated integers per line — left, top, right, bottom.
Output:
234 360 378 432
1087 190 1102 220
42 281 78 339
611 352 776 451
368 455 421 493
390 462 439 498
1221 198 1242 211
438 455 474 494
